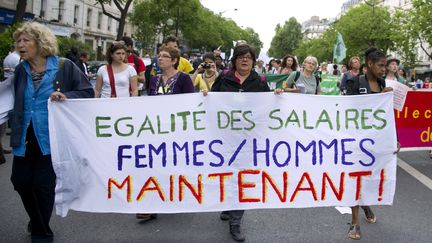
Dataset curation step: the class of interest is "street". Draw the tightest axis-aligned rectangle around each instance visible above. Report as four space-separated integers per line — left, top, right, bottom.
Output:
1 133 432 243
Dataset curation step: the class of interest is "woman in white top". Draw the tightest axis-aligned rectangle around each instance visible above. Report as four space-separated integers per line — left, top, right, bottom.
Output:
95 41 138 98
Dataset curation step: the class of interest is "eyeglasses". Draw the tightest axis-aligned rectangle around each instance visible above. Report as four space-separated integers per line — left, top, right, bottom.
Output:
237 55 253 61
158 54 172 59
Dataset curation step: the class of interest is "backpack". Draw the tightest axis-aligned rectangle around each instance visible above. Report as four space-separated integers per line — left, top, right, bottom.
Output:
292 71 320 94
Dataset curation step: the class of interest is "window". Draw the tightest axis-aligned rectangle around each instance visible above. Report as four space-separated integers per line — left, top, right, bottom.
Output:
98 12 103 29
87 9 92 27
58 1 64 21
74 5 79 24
108 17 112 31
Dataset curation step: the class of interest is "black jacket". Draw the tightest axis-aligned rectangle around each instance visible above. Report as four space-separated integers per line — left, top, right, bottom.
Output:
74 59 88 75
211 70 270 92
346 74 386 95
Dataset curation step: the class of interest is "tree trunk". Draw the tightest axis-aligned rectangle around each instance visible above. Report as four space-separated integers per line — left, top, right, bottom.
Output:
12 0 27 24
117 14 127 40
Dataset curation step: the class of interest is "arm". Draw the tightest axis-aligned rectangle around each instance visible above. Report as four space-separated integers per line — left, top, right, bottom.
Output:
283 72 301 93
95 75 103 98
62 59 94 99
182 73 195 93
191 63 204 85
130 76 138 97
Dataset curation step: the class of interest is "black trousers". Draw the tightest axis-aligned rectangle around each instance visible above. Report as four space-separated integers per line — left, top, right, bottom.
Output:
10 123 56 238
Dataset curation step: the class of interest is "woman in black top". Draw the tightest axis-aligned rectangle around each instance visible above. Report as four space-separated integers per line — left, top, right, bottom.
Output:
346 47 393 240
210 44 269 242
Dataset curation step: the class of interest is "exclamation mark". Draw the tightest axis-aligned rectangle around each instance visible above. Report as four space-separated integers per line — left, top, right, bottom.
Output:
378 169 385 201
170 175 174 202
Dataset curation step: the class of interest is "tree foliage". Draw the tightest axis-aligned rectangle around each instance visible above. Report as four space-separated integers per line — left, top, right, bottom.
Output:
333 3 394 59
268 17 302 58
130 0 262 54
391 0 432 67
57 37 95 59
295 27 337 65
96 0 133 40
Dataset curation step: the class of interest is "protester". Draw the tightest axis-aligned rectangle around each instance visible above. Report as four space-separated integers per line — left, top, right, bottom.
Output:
95 41 138 98
385 57 405 84
268 58 280 74
345 47 395 240
340 56 361 93
120 36 146 90
65 46 79 63
1 44 20 164
163 36 193 74
423 77 431 89
254 59 266 74
191 52 218 92
215 55 226 73
9 22 94 242
278 54 298 75
320 62 329 75
398 68 408 83
3 44 20 79
74 51 89 77
148 46 194 95
282 56 320 94
209 44 270 242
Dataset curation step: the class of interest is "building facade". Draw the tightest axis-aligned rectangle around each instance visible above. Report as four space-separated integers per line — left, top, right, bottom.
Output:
1 0 137 59
301 16 333 40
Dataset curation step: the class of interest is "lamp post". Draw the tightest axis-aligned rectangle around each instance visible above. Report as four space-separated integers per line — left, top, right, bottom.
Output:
364 0 378 47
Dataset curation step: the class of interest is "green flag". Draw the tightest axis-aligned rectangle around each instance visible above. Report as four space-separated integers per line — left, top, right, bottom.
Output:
333 32 346 63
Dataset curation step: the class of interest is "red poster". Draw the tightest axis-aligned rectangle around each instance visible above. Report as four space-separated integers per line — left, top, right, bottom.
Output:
395 90 432 150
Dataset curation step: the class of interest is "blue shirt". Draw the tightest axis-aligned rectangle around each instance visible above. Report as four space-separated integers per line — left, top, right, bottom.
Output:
13 55 59 156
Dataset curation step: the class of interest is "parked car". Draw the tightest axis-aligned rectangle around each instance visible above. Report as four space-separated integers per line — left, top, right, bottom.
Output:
87 60 107 87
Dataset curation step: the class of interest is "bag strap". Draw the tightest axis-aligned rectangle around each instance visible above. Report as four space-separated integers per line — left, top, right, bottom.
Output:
294 71 301 82
107 64 117 97
133 54 140 73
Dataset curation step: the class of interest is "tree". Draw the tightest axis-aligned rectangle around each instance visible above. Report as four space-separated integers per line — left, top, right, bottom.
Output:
392 0 432 67
333 3 394 58
130 0 261 54
295 27 337 64
96 0 133 40
268 17 302 58
12 0 27 24
240 27 263 54
57 37 95 60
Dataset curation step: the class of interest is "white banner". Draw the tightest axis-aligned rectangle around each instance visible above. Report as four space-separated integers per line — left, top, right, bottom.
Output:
48 92 397 217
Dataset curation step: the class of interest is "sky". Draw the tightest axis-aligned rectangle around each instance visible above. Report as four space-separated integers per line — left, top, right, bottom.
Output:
200 0 347 54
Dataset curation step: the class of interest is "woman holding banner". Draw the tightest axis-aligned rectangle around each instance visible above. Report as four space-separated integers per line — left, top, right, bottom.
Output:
147 46 194 95
345 47 394 240
136 45 194 221
10 22 94 241
278 54 298 75
95 41 138 98
210 43 270 242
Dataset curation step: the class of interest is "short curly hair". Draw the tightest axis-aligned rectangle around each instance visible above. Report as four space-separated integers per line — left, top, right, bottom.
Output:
13 22 58 57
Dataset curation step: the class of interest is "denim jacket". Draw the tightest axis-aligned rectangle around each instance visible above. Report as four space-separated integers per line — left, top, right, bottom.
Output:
9 56 94 156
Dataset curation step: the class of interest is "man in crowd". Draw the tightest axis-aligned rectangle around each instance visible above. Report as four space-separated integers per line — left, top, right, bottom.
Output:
121 36 146 91
75 52 90 77
163 36 193 74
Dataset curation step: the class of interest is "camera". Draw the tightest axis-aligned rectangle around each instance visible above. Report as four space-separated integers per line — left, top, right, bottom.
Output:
202 63 211 69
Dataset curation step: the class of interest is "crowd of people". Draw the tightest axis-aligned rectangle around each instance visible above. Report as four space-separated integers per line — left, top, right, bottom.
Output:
1 21 430 242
